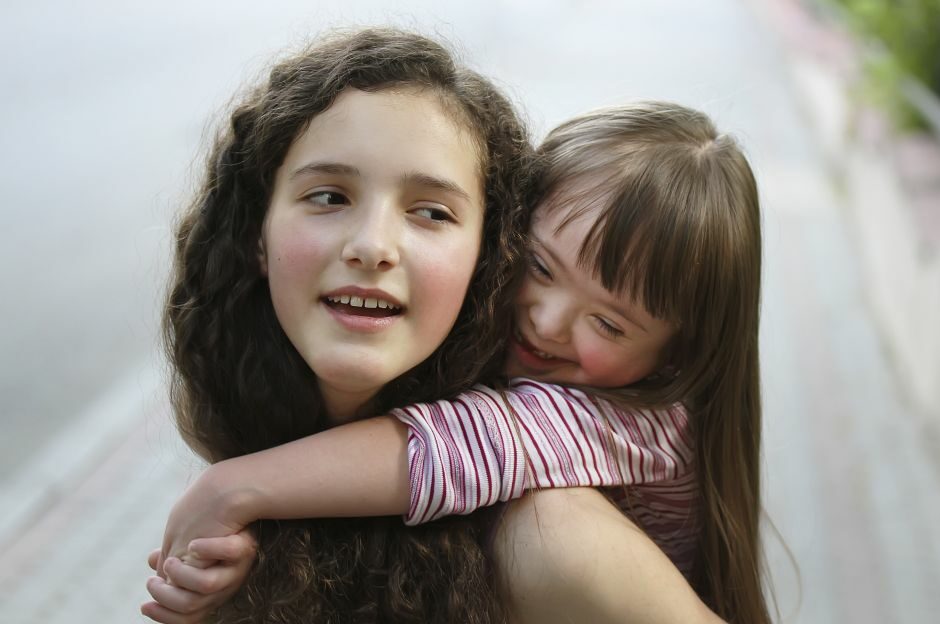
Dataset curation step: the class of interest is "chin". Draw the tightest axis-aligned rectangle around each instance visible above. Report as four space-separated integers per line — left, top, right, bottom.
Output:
315 360 394 391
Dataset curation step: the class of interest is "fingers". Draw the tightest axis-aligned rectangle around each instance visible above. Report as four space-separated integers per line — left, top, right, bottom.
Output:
179 553 214 569
163 557 239 596
144 532 256 623
142 557 246 623
188 533 257 563
162 534 212 571
148 549 161 572
143 576 211 621
141 599 208 624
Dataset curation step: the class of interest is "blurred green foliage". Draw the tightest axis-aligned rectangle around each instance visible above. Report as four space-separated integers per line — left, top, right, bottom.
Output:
831 0 940 130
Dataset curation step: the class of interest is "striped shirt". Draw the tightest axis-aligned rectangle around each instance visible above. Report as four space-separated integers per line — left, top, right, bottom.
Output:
391 379 699 576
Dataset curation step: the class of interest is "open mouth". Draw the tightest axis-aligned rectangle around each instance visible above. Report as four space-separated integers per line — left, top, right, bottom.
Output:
323 295 404 318
513 327 558 361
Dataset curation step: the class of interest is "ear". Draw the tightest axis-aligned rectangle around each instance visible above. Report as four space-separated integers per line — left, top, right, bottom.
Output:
257 236 268 277
644 363 680 383
652 335 680 378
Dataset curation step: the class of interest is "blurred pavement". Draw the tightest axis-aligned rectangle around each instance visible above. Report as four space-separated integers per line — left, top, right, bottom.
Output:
1 1 938 622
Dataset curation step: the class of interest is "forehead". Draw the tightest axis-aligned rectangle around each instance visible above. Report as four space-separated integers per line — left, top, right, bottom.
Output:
282 88 484 191
532 179 611 240
531 201 661 320
531 182 646 300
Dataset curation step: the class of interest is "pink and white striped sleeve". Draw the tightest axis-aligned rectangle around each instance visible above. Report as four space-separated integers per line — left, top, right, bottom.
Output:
391 380 693 525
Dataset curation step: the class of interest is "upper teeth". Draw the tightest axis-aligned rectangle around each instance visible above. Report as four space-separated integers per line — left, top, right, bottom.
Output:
515 328 555 359
327 295 401 310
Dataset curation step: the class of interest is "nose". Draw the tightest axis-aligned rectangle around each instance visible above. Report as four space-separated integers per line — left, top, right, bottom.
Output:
527 293 573 344
341 203 401 271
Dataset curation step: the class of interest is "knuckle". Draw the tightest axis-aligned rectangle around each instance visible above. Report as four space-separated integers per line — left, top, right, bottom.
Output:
146 579 163 601
194 576 218 595
179 597 204 615
239 539 259 559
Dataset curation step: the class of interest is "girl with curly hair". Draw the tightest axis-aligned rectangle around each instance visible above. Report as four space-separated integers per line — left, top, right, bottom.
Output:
148 27 532 624
146 27 769 624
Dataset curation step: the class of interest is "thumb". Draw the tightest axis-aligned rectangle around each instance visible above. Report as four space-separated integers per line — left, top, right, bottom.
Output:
147 549 160 572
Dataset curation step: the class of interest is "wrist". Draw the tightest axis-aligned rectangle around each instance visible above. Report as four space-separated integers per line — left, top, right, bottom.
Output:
202 458 263 528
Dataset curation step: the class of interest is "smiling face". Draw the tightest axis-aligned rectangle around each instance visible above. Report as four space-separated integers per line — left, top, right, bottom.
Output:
261 88 485 422
505 199 677 388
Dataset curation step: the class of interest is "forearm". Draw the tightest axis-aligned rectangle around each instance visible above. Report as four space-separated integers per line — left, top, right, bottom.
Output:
206 415 411 526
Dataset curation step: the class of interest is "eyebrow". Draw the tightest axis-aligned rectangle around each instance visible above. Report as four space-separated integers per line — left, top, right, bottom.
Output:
288 163 473 204
401 171 473 203
289 162 360 180
534 235 650 334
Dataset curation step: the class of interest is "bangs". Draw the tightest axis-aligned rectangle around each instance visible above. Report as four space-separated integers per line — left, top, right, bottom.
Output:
548 149 717 325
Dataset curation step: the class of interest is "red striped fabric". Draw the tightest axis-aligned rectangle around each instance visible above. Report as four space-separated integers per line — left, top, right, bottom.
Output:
392 379 699 576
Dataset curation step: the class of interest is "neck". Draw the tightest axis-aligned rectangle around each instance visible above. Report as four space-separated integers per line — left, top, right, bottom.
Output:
319 384 378 426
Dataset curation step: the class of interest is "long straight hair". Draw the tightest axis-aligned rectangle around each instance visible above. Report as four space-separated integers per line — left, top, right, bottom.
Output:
534 102 769 623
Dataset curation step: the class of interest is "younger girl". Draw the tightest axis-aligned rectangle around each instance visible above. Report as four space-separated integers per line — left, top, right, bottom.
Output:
149 102 768 623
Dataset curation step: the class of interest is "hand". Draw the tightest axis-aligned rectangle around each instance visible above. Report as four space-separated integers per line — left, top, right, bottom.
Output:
158 462 252 574
141 531 257 624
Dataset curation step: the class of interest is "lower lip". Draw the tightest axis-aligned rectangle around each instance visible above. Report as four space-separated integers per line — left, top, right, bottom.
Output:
509 334 568 372
323 301 402 333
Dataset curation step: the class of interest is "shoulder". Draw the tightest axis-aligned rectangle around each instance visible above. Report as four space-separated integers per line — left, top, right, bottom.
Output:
476 379 599 416
493 488 720 624
494 487 654 589
505 378 689 418
502 380 692 445
411 380 690 427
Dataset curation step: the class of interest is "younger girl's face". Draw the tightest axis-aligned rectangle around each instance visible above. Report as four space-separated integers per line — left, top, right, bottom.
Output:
261 88 485 422
505 200 677 388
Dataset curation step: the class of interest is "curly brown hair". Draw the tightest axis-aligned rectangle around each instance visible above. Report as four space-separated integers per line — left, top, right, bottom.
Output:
163 28 533 623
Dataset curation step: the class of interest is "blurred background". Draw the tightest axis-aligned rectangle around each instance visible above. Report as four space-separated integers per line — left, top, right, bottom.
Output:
1 0 938 622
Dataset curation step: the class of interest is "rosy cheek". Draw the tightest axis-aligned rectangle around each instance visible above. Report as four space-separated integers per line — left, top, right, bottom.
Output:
424 275 469 321
272 228 327 271
264 227 331 319
411 243 478 327
576 341 643 388
577 345 617 385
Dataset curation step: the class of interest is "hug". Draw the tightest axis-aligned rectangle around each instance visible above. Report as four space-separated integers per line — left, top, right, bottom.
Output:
145 27 768 624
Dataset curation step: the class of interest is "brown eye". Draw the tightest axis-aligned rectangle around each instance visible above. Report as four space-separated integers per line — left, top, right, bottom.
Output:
306 191 349 206
412 206 454 222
